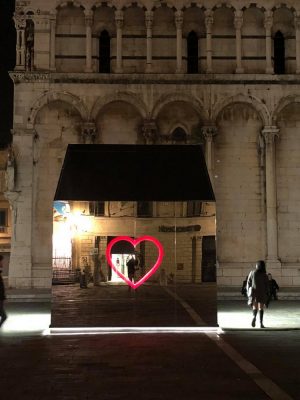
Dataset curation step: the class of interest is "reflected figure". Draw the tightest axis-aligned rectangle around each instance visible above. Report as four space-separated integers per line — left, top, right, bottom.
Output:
126 255 138 291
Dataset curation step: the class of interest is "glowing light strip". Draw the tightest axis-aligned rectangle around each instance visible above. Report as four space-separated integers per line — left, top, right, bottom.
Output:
47 326 221 336
106 236 164 289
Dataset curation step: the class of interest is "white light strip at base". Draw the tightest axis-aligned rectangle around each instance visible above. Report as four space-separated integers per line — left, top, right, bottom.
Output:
47 326 221 336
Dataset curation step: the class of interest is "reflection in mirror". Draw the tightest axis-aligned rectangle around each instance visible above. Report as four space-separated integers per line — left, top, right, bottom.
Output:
51 201 217 328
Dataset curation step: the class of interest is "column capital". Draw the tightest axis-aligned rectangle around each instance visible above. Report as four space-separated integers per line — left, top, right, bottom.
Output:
81 122 97 144
175 11 183 29
201 126 217 140
205 10 213 28
234 11 243 30
142 119 157 144
13 13 26 29
264 10 273 30
145 10 154 29
85 13 93 27
295 16 300 30
115 10 124 28
262 126 279 143
4 191 20 207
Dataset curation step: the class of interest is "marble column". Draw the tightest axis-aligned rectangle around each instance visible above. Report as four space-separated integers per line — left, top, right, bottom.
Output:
85 10 93 72
115 10 124 73
14 15 26 70
175 11 183 73
49 12 57 71
295 16 300 74
262 126 281 268
264 10 274 74
205 10 213 73
145 11 154 72
234 10 244 73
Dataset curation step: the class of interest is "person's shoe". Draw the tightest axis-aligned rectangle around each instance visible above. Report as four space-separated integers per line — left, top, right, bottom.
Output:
251 318 256 327
260 323 265 328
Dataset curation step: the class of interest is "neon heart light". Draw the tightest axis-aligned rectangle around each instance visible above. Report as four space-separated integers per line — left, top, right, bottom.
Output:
106 236 164 290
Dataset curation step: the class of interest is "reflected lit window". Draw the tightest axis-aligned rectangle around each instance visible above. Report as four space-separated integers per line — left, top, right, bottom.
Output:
187 201 201 217
137 201 152 217
89 201 105 216
0 209 7 232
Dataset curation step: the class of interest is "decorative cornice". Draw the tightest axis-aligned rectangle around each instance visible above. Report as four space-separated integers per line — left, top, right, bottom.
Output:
9 72 50 83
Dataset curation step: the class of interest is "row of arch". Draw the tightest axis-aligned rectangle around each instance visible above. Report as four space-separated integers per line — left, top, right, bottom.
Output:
28 91 300 128
24 1 300 14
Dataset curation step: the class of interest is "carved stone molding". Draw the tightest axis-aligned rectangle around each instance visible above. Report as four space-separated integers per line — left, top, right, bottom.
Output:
9 72 50 83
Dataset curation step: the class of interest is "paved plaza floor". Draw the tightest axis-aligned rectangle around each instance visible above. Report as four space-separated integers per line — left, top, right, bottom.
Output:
1 284 300 399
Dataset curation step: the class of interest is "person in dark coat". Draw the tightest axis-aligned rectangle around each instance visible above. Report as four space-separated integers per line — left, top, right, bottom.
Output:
266 273 279 307
246 260 269 328
126 255 138 292
0 255 7 328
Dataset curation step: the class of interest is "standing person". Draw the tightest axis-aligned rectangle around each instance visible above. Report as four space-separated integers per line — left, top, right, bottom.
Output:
247 260 269 328
0 255 7 328
126 255 138 292
266 273 280 307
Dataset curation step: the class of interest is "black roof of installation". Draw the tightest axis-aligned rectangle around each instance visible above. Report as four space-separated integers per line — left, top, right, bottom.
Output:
54 144 215 202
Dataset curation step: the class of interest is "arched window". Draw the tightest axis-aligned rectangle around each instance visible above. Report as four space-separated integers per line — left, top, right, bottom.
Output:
187 31 199 73
99 30 110 73
171 127 187 143
274 31 285 74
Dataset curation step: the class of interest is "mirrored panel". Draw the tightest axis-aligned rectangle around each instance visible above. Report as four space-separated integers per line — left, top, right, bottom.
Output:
51 200 217 327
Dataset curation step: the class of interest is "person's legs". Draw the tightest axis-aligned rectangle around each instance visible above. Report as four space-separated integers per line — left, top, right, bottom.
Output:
252 301 258 327
258 303 265 328
0 300 7 327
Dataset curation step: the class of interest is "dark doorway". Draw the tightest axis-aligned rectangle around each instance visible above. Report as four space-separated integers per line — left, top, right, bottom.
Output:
274 31 285 74
99 30 110 73
187 31 198 74
201 236 216 282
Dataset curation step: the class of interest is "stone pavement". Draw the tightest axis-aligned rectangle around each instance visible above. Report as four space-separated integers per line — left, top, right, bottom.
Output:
1 285 300 399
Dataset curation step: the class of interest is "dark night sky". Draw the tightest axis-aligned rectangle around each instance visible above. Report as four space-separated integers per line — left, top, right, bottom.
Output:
0 0 16 147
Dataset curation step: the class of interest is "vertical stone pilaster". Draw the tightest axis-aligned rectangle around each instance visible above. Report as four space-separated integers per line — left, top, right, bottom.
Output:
295 16 300 74
202 126 217 186
145 11 154 73
6 129 35 288
264 10 274 74
49 12 57 71
115 10 124 73
85 10 93 73
175 11 183 73
262 126 281 268
205 10 213 73
234 10 244 74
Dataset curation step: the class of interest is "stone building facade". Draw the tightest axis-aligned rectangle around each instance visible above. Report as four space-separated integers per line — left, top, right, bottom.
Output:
7 0 300 290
